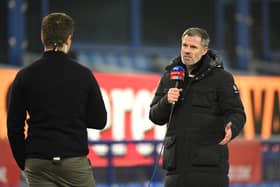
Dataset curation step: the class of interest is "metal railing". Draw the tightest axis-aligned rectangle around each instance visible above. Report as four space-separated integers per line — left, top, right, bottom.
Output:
88 140 163 186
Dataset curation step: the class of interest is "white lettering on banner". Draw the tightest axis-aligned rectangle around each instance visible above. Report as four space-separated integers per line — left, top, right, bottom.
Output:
229 165 252 181
131 89 154 156
0 166 7 183
111 88 134 155
87 87 166 156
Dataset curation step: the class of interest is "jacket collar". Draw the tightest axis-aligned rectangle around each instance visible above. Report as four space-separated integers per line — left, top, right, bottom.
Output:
165 50 224 79
43 50 68 58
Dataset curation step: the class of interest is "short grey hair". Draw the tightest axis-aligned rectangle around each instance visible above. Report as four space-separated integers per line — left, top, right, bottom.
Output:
181 27 210 47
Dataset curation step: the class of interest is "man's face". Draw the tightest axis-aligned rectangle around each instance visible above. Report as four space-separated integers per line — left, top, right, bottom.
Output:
180 35 208 66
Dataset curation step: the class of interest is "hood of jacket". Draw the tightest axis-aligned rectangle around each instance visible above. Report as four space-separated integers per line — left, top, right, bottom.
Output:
165 49 224 80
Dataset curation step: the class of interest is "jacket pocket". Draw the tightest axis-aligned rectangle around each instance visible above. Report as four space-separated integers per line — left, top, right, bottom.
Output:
162 135 176 171
191 144 222 167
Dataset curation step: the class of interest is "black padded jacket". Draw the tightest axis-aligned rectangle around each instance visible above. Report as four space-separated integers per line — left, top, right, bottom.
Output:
149 50 246 174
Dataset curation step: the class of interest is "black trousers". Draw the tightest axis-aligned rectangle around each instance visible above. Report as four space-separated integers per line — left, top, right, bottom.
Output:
164 173 229 187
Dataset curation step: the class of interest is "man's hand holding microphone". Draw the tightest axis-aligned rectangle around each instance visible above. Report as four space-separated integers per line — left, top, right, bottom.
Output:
167 88 183 104
168 66 185 104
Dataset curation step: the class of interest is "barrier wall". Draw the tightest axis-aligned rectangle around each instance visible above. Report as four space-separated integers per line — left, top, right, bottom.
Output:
1 70 280 141
0 69 280 186
229 139 262 183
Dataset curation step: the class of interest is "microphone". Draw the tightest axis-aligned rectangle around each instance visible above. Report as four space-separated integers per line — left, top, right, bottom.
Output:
170 65 185 88
169 65 185 107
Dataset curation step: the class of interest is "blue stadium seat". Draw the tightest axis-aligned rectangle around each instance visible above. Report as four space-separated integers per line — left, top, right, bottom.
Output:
76 52 93 69
134 54 151 72
118 54 135 72
89 51 108 71
103 52 122 72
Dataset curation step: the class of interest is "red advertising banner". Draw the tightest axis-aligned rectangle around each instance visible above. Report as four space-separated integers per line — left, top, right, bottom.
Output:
1 69 279 184
87 73 164 167
229 139 262 183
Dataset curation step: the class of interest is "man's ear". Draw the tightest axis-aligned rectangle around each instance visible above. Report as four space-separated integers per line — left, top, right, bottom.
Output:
202 47 208 55
66 35 72 45
40 32 45 45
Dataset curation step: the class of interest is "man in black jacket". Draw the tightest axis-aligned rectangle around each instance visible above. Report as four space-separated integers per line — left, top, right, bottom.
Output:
149 27 246 187
7 13 107 187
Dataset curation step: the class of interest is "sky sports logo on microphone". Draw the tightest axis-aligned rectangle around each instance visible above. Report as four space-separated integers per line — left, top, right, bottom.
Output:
170 66 185 81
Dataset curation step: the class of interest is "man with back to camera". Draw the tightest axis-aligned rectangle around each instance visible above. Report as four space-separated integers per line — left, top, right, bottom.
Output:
7 12 107 187
149 27 246 187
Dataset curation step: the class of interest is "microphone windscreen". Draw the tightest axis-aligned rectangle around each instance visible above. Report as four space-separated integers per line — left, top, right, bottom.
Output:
170 66 185 81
